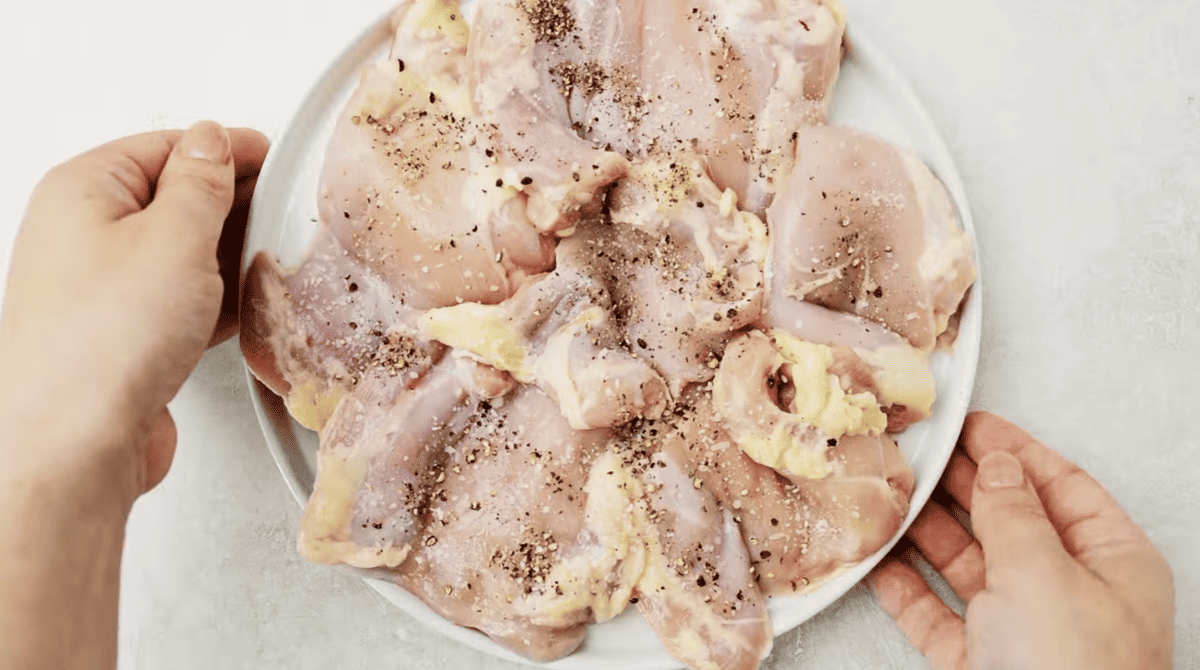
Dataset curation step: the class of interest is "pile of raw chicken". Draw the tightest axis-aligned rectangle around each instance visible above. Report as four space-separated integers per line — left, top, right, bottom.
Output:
240 0 976 667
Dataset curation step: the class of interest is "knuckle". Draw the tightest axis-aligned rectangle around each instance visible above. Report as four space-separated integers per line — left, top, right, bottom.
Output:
1002 496 1049 522
35 153 150 212
176 167 233 203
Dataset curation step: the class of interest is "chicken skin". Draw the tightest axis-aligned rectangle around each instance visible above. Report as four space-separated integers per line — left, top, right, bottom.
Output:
240 229 443 431
768 124 976 351
394 384 619 661
299 359 470 569
658 388 914 596
319 0 627 310
525 0 846 215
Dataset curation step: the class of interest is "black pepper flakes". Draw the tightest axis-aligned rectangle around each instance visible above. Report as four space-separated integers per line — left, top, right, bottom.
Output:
521 0 577 44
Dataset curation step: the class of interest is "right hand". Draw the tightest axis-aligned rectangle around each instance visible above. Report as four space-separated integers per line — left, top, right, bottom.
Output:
871 411 1175 669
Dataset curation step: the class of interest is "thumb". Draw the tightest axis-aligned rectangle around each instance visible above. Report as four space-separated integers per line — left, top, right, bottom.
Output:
971 451 1072 584
143 120 236 256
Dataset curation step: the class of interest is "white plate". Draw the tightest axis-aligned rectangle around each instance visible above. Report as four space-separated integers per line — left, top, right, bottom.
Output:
242 9 983 669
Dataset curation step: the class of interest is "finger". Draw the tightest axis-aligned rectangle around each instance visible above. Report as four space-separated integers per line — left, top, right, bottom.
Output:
140 121 236 256
226 128 270 181
871 560 968 670
941 451 977 513
30 128 269 226
907 501 986 602
970 450 1073 583
210 175 258 347
31 131 179 224
140 407 178 493
961 412 1151 565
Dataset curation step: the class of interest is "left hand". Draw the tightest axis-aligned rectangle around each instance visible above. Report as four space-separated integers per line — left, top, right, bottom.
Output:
869 412 1174 670
0 121 269 498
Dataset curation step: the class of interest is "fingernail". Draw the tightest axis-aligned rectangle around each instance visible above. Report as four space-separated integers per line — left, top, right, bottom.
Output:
180 120 231 164
869 569 903 615
977 451 1024 490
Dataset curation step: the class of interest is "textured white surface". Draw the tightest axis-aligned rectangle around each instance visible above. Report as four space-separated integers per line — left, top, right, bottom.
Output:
0 1 1197 669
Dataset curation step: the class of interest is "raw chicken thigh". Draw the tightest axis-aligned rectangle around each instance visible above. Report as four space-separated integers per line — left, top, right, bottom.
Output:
529 0 846 215
605 157 768 392
468 0 631 232
239 0 978 668
299 359 469 569
763 298 936 432
768 124 976 351
395 384 619 661
418 155 769 428
658 388 914 595
319 0 628 310
418 257 672 430
240 229 443 431
615 419 774 670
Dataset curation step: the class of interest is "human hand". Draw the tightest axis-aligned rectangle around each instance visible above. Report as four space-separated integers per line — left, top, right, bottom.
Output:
0 122 269 499
871 411 1175 669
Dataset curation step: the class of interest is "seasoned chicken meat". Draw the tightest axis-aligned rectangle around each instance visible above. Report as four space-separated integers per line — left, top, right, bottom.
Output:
299 359 470 568
239 0 978 668
240 229 443 431
532 0 846 215
615 420 774 670
319 0 628 310
418 260 672 430
605 157 768 393
468 0 631 232
768 124 976 351
658 388 914 596
763 298 936 432
395 384 620 661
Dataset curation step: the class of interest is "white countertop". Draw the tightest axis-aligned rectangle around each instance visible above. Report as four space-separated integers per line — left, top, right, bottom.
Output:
2 1 1197 668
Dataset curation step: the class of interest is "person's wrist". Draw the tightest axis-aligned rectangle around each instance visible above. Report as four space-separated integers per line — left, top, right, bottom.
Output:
0 347 143 511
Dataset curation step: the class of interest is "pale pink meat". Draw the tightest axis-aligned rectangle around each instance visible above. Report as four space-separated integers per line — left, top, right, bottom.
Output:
419 259 672 430
602 157 768 394
762 299 937 432
623 428 774 670
535 0 846 215
658 389 914 596
298 359 471 569
768 124 976 351
240 229 443 431
318 0 627 310
467 0 630 232
394 385 619 661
